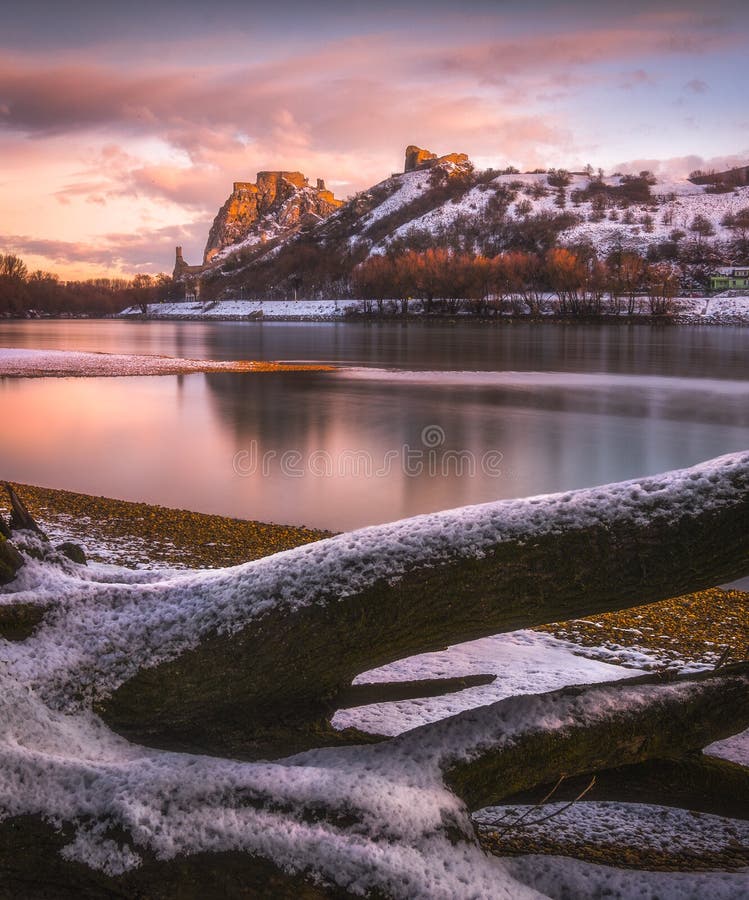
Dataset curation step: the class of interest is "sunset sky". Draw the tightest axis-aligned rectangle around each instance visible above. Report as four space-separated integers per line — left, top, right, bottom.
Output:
2 0 748 278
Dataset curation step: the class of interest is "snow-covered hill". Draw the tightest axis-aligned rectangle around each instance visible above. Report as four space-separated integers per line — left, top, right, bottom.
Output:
180 147 749 300
357 170 749 259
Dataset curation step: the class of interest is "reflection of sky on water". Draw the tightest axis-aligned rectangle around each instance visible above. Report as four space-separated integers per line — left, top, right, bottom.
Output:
1 322 748 530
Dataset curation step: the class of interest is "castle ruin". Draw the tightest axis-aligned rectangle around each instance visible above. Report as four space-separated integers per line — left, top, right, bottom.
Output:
172 170 343 287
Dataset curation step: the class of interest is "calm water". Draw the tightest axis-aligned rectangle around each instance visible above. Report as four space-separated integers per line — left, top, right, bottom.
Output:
1 320 748 531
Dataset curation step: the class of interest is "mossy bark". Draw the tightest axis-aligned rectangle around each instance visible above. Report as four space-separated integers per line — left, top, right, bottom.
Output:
0 600 48 640
0 537 24 586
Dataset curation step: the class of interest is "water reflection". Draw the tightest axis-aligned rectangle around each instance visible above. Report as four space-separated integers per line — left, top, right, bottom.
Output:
1 321 748 530
2 320 748 378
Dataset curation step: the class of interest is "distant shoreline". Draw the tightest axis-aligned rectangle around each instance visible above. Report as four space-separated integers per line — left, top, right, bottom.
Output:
114 312 748 326
117 293 749 327
3 298 749 327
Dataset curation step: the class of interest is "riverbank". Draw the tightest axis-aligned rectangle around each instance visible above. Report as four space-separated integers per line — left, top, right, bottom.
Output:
0 482 330 568
115 295 749 326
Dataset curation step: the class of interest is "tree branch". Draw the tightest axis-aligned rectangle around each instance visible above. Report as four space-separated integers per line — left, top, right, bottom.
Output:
434 664 749 810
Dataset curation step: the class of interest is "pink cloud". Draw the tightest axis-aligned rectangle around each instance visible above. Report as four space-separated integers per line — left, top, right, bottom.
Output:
0 220 209 276
0 10 731 152
619 69 658 91
424 20 733 87
0 42 582 214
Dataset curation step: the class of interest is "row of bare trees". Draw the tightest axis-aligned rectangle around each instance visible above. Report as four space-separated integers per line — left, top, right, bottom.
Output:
0 254 172 317
351 248 680 317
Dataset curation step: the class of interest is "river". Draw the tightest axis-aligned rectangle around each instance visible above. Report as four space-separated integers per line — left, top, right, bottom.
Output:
1 319 747 531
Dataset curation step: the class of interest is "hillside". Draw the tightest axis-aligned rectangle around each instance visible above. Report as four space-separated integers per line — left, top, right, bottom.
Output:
176 147 749 301
173 170 344 286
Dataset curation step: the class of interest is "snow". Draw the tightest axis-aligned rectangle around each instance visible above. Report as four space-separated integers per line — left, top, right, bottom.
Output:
706 728 749 768
116 293 749 324
678 295 749 325
357 170 432 231
504 855 749 900
379 179 501 248
0 347 327 378
474 800 749 860
119 298 357 320
1 452 749 894
376 669 740 779
322 166 749 290
0 671 532 896
1 628 744 896
333 630 644 736
2 450 747 710
555 181 749 257
15 510 192 569
366 170 749 262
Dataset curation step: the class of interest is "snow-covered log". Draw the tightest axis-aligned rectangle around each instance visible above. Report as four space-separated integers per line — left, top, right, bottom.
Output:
438 664 749 809
0 665 746 898
2 454 749 896
95 452 749 756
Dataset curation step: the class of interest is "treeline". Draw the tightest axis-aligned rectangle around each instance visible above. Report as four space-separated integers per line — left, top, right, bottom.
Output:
351 247 681 317
0 255 172 317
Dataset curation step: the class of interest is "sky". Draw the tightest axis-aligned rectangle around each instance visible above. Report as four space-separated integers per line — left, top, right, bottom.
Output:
1 0 748 278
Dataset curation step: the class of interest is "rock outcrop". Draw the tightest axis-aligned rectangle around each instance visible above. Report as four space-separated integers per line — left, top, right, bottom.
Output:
404 145 437 171
202 172 343 264
404 145 471 173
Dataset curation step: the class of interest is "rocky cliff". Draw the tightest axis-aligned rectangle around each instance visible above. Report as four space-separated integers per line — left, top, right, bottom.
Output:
202 171 343 264
404 145 471 173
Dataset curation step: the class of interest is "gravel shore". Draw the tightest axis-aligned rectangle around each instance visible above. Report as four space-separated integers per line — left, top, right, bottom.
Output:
0 482 331 568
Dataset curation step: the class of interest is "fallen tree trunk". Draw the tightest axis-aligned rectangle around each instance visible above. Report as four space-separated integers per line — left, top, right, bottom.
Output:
96 452 749 757
2 667 747 899
0 815 344 900
437 664 749 809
